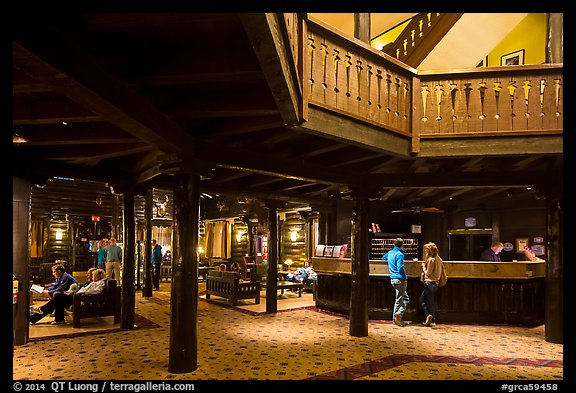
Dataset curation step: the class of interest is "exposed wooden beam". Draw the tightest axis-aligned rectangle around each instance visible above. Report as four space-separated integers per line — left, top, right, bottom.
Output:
12 20 210 174
240 13 300 126
418 135 563 157
298 106 412 157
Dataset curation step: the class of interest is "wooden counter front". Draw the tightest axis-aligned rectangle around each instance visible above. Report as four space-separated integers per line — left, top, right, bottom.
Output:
311 257 545 325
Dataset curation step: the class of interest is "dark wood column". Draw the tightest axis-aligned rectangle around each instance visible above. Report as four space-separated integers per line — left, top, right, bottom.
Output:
349 189 371 337
545 195 562 343
169 173 200 373
546 13 563 64
354 13 371 44
142 189 153 297
121 189 136 330
265 200 284 313
13 175 31 346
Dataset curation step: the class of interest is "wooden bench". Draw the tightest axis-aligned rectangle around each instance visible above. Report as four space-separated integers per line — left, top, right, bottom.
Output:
161 261 172 282
262 280 304 297
72 279 121 328
205 271 261 306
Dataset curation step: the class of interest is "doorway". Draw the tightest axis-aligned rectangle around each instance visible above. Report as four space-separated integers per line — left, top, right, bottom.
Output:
448 229 493 260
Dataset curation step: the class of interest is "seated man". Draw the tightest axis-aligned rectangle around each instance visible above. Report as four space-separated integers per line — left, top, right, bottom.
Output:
41 263 78 299
30 269 106 325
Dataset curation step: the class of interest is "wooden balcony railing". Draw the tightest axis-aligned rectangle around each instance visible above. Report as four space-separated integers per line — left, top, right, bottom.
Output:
281 14 563 153
417 66 563 136
303 16 417 137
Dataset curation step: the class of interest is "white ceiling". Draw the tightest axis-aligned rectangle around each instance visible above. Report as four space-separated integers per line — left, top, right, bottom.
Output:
310 13 528 71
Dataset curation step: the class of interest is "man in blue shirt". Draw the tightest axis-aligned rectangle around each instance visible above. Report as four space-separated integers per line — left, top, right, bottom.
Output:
152 239 163 290
382 238 409 327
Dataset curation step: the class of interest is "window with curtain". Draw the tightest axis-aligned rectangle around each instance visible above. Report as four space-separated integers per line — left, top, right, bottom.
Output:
203 220 232 259
30 220 44 258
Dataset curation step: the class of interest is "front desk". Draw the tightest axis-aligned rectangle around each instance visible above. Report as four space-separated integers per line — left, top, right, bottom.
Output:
311 257 545 325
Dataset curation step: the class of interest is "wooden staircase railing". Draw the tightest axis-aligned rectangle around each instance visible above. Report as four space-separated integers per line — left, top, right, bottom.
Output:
381 13 463 68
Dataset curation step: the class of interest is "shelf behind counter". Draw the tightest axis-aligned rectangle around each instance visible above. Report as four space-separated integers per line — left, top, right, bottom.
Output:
311 257 545 325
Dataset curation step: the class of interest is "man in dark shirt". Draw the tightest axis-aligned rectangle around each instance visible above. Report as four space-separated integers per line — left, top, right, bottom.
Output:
480 241 504 261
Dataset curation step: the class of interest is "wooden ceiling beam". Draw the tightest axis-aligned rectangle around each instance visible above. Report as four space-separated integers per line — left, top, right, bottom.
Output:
240 13 300 126
12 18 211 177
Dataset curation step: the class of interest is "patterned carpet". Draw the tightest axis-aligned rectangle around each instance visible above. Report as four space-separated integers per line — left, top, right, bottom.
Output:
13 281 563 382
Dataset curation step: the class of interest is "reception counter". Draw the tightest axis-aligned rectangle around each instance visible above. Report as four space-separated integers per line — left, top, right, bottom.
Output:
311 257 545 325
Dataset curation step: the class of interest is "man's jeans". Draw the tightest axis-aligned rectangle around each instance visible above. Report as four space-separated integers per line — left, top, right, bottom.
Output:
391 278 409 318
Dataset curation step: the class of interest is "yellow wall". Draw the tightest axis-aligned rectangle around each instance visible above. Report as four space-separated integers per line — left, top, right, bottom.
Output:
487 13 547 66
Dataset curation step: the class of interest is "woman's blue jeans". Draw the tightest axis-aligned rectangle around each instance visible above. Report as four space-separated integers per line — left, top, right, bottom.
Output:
419 280 439 322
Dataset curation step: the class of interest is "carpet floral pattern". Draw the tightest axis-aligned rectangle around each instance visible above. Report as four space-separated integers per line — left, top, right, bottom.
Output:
13 282 563 381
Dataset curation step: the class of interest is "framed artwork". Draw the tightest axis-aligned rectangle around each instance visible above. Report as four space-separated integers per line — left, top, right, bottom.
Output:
324 245 334 257
315 244 325 257
501 49 525 66
516 238 529 252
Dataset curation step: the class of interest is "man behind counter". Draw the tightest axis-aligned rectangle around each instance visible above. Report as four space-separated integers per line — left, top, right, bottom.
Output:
480 241 504 261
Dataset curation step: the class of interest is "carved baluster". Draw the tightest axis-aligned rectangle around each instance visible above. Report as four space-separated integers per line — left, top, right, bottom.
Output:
345 54 352 97
307 37 316 86
411 30 415 47
427 13 432 27
537 78 546 129
449 83 458 132
421 85 430 122
356 60 363 101
418 20 424 37
464 83 472 131
539 79 547 119
396 48 400 59
403 39 408 56
435 84 444 121
493 82 502 121
522 80 532 129
320 43 328 89
554 79 562 117
395 78 401 116
367 65 373 106
403 82 409 120
385 74 392 113
478 81 487 121
333 49 341 94
507 81 517 129
376 70 383 109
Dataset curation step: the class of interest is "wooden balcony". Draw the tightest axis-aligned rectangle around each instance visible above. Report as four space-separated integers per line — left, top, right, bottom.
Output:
282 14 563 159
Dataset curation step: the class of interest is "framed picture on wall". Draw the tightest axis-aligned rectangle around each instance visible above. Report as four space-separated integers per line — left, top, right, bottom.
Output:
501 49 525 66
516 238 529 252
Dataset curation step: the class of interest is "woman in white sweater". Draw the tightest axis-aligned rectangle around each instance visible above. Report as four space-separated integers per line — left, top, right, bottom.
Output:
419 243 442 327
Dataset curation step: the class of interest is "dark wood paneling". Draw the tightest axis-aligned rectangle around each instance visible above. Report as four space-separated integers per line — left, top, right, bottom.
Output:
316 273 544 325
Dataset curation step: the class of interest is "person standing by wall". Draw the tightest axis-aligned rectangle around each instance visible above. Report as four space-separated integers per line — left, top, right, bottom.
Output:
420 242 442 327
152 239 163 290
97 240 107 269
105 237 122 282
383 238 409 327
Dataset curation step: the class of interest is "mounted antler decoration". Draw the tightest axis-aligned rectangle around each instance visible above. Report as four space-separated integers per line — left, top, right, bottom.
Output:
154 194 169 217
